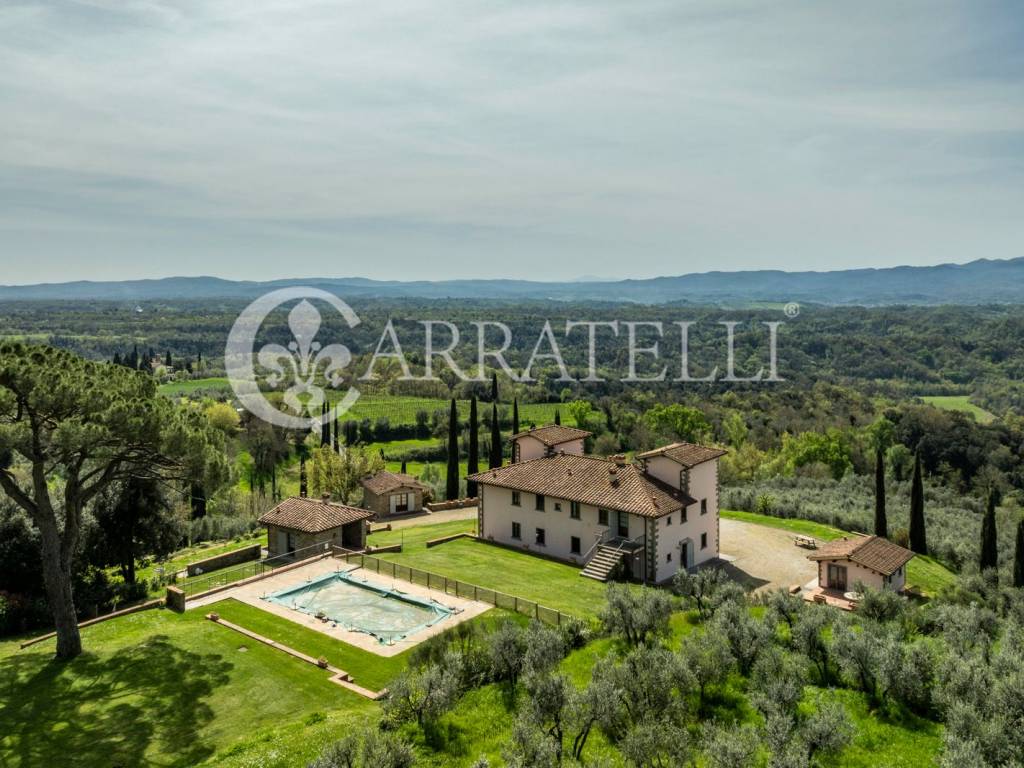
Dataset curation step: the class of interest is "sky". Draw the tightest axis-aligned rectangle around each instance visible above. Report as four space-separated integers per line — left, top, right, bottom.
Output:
1 0 1022 284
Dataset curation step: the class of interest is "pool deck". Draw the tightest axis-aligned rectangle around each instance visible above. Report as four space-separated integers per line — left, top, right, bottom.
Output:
187 556 493 656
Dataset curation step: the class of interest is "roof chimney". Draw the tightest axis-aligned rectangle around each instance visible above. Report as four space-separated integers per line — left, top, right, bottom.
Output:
321 493 331 503
611 454 627 466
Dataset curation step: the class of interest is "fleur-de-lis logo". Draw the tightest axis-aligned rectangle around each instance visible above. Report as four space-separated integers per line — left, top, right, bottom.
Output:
225 288 361 429
257 300 352 416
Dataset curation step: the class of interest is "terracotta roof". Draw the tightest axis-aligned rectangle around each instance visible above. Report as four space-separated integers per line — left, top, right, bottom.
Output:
258 496 374 534
467 453 695 518
808 535 915 576
360 470 427 495
636 442 727 468
508 424 592 447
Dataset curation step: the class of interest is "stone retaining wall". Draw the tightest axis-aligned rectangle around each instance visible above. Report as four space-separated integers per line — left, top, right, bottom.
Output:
186 543 261 576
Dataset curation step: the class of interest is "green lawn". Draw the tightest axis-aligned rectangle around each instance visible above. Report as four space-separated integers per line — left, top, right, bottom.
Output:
721 509 957 597
158 377 231 396
0 607 376 768
920 395 996 424
369 521 611 618
369 518 477 550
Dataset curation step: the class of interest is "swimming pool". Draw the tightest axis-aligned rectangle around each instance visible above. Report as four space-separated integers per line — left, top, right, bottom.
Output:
262 571 452 644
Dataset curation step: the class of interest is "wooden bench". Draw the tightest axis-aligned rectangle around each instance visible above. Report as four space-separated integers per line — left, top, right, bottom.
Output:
794 535 817 549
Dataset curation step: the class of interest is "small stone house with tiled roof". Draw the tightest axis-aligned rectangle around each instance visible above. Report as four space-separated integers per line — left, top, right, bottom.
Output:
468 427 725 584
259 494 374 558
808 535 914 593
509 424 591 462
360 470 429 517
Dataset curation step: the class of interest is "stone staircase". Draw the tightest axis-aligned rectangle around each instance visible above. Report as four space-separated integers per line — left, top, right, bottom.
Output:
580 545 628 582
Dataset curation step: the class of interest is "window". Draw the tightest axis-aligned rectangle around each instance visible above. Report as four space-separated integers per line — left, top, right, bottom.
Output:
570 536 581 555
512 522 521 540
511 491 521 507
700 499 708 515
666 515 673 526
700 532 708 549
682 508 688 524
570 501 581 520
666 552 672 563
535 494 545 511
554 502 562 512
392 493 409 513
598 509 609 526
536 528 546 546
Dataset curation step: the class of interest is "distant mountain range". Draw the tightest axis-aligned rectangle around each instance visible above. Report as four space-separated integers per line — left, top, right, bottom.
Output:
2 257 1024 305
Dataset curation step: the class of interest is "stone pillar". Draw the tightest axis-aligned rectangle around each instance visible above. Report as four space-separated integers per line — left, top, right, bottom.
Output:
166 585 186 613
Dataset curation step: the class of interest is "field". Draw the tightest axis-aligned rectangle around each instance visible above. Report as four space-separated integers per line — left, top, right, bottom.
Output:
0 603 377 768
920 395 996 424
721 509 957 596
155 383 568 429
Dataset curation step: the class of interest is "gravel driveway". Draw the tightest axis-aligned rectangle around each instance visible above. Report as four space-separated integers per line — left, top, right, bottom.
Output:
717 517 819 594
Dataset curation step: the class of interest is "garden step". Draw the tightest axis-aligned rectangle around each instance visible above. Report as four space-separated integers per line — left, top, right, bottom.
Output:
579 546 628 582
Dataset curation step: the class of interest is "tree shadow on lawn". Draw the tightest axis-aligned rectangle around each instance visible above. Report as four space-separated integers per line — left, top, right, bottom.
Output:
0 635 232 768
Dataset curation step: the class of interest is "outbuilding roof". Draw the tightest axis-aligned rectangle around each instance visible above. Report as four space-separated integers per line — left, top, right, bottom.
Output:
636 442 728 468
258 496 374 534
360 470 428 495
807 535 915 576
508 424 592 447
467 453 695 518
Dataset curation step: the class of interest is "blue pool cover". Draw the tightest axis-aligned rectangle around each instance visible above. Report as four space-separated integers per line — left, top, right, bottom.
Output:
263 570 452 644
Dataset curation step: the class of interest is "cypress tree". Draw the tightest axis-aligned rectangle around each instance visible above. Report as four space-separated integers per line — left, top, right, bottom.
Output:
320 402 330 446
446 399 459 500
299 455 308 498
401 459 408 475
112 352 122 366
981 490 999 577
1014 519 1024 589
467 396 479 497
165 350 172 368
554 409 561 425
489 402 502 468
909 449 927 555
512 398 520 434
333 418 341 453
874 449 887 538
491 372 499 402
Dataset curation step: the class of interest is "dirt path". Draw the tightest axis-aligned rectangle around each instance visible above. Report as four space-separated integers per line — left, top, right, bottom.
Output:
718 517 819 593
384 507 478 529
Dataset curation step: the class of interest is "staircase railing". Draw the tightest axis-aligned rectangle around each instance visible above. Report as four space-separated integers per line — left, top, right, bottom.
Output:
581 529 611 565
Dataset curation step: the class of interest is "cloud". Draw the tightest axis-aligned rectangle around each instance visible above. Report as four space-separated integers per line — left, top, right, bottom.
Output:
0 0 1022 283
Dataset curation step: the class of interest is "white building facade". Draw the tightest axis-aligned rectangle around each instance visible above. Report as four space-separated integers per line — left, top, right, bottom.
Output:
470 430 726 584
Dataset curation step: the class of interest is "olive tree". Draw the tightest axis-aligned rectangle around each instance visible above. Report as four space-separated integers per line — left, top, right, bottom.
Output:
0 343 227 658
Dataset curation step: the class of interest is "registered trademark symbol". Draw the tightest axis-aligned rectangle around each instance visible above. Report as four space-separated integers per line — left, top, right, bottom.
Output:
783 302 800 318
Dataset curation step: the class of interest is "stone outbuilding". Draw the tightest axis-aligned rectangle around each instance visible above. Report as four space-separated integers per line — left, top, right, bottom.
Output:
259 494 373 558
359 470 429 517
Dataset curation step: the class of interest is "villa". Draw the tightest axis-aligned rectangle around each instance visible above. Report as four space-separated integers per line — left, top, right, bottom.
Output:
467 425 725 583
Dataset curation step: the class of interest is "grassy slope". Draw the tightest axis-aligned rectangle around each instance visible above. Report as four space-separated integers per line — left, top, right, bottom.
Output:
369 521 611 618
135 532 266 584
0 607 376 768
721 509 957 597
920 395 996 424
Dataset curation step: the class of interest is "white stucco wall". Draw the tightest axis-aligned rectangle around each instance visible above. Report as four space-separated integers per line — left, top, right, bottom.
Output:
479 484 630 565
647 459 719 582
818 559 907 592
513 436 585 462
